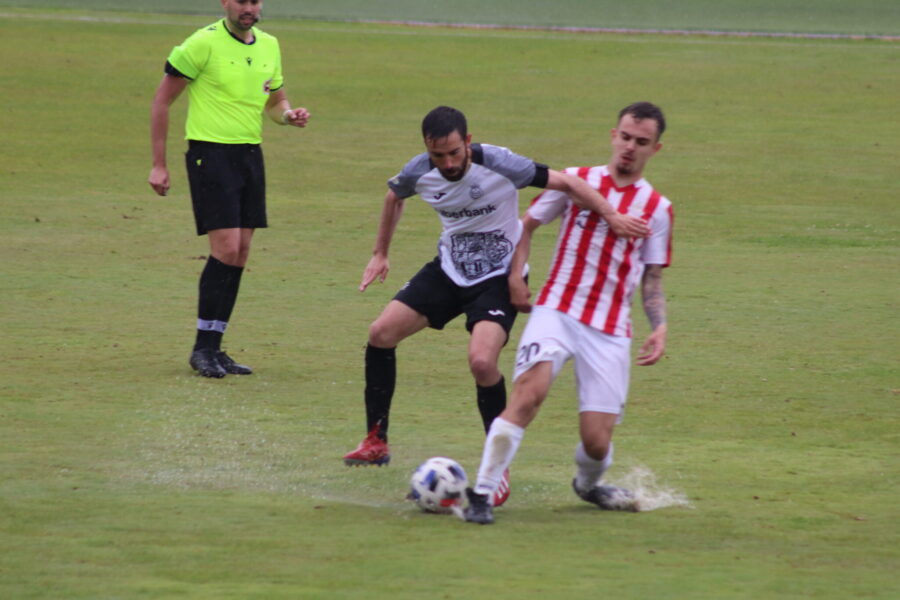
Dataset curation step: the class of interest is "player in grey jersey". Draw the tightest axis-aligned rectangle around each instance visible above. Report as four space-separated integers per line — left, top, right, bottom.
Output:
343 106 648 505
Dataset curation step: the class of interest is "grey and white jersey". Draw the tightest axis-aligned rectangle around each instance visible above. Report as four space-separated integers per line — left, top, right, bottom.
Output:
388 143 548 287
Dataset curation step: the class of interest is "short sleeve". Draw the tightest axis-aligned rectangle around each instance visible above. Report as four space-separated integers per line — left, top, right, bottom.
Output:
164 60 190 79
527 188 570 224
480 144 540 189
641 200 673 267
387 153 431 199
268 38 284 91
167 31 211 80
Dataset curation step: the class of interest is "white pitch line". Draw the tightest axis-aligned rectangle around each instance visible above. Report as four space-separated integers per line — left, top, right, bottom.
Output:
6 10 899 46
353 18 900 42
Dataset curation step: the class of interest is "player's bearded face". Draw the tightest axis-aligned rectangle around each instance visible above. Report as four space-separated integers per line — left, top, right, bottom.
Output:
223 0 261 31
610 114 661 179
425 132 472 182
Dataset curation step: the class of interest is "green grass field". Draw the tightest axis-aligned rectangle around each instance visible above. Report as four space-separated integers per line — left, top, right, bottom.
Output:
1 3 898 599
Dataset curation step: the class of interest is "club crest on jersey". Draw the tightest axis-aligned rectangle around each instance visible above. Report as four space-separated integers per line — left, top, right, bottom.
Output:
469 185 484 200
575 209 606 231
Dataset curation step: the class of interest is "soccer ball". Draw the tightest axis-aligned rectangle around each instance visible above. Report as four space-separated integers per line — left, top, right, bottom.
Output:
408 457 468 513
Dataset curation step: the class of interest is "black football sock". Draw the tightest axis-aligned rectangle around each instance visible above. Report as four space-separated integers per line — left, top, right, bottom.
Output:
216 261 245 328
214 260 245 351
194 256 232 351
476 376 507 434
365 344 396 441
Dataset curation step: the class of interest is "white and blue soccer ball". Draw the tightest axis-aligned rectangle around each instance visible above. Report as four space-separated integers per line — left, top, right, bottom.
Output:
408 457 468 513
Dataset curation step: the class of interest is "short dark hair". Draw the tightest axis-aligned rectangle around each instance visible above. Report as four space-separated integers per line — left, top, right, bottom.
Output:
618 102 666 139
422 106 467 141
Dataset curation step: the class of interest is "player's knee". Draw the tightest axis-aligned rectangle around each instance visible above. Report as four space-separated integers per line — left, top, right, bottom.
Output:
468 353 498 383
368 320 398 348
213 245 242 266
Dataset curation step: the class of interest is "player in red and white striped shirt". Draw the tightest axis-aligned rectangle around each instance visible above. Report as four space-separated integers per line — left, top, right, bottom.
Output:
465 102 672 524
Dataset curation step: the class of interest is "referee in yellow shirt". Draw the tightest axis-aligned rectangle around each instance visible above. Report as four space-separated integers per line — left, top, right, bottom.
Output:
149 0 309 377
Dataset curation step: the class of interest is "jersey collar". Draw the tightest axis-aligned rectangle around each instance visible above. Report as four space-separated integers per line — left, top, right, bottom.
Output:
221 18 256 45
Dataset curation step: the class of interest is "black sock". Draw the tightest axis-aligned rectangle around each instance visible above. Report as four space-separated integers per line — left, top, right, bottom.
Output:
365 344 396 440
193 256 243 351
477 376 506 434
217 260 244 325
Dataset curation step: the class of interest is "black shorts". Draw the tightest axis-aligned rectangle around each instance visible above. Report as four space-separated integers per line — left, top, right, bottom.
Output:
394 257 519 336
185 140 267 235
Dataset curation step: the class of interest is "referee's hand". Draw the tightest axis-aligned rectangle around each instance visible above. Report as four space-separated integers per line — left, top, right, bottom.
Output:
148 166 170 196
282 107 310 127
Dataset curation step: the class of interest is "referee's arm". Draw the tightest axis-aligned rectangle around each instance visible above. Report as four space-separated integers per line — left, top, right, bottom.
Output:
265 88 310 128
148 74 189 196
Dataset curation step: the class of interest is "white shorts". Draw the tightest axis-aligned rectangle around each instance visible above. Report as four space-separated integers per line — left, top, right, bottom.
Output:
513 306 631 418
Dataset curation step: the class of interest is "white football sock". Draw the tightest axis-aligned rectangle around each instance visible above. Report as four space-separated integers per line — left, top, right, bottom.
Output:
574 441 614 491
474 417 524 498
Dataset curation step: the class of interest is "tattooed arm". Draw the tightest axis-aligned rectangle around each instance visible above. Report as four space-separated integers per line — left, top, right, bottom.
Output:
637 264 667 366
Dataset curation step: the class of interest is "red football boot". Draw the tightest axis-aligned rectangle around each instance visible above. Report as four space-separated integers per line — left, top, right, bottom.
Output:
492 468 511 507
343 426 391 466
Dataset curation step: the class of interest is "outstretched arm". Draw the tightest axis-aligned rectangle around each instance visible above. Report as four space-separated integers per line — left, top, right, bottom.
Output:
148 74 189 196
637 264 667 365
359 188 405 292
545 170 649 238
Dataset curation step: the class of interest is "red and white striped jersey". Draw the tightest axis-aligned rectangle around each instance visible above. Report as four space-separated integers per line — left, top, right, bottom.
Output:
528 165 673 338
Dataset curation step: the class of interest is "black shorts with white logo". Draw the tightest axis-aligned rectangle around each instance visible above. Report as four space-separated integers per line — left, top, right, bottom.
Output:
394 257 520 336
185 140 267 235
